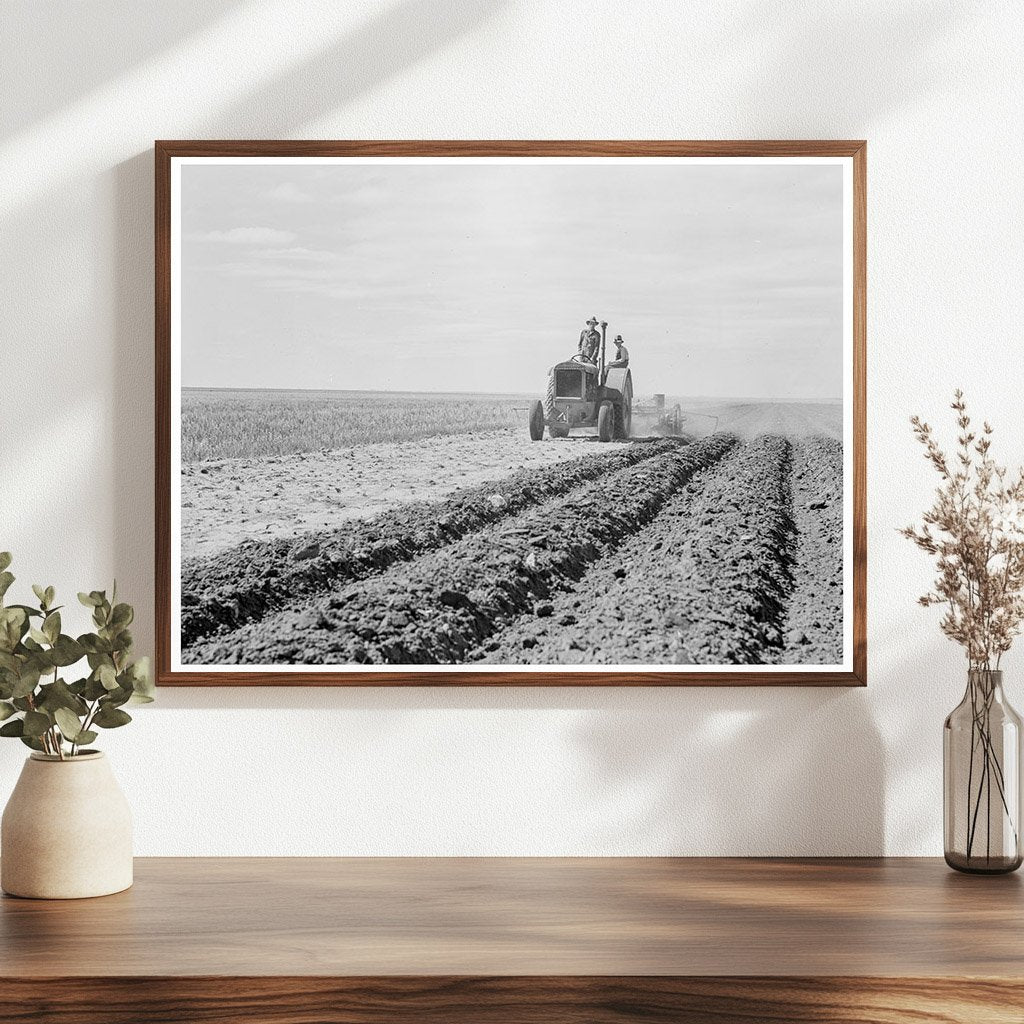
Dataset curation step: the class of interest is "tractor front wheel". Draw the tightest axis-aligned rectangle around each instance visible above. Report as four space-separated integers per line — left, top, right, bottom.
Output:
528 400 545 441
597 401 614 442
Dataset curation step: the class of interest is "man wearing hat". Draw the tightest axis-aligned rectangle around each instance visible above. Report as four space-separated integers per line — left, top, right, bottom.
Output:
578 317 601 364
607 333 630 369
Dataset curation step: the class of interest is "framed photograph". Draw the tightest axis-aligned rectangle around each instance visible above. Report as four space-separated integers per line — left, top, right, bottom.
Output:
156 141 865 686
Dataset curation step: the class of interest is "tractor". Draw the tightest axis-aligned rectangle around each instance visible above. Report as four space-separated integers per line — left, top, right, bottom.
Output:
528 321 633 442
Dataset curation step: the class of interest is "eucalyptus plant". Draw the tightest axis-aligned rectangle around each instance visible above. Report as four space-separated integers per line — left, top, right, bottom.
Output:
0 553 153 759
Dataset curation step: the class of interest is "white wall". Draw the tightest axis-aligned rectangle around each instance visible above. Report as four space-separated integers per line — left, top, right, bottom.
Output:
1 0 1022 855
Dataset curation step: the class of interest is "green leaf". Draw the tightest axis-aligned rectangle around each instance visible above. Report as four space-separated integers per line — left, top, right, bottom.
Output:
0 572 15 600
22 711 51 738
11 666 41 699
104 684 132 708
54 707 85 742
0 719 24 738
93 705 132 729
36 679 88 717
86 651 115 674
86 653 115 676
19 735 45 752
0 701 16 721
0 553 11 573
31 584 47 608
28 627 49 646
83 675 108 701
7 604 41 619
3 607 26 628
42 611 60 644
77 634 107 654
98 663 118 690
74 730 97 747
127 656 155 703
78 592 100 608
44 586 55 608
110 603 133 629
0 607 26 651
49 635 85 667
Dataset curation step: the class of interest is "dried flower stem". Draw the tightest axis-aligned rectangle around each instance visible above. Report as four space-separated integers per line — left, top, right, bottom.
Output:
904 391 1024 864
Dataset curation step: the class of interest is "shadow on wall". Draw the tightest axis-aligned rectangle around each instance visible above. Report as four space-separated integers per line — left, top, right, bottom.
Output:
0 1 244 139
149 680 886 856
203 0 507 136
573 687 884 855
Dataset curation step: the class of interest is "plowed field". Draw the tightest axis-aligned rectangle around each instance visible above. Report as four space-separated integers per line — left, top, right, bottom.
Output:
181 428 844 668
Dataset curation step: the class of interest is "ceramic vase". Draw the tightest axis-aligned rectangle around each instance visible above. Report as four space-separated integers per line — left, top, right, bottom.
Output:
1 751 133 898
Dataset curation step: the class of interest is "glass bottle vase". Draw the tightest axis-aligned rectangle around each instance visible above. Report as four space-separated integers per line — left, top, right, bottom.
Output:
944 669 1023 873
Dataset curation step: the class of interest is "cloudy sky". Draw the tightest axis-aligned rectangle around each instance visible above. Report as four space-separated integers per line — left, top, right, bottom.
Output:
180 159 844 401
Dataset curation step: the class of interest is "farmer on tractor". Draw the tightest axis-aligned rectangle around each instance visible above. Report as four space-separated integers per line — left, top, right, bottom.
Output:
578 317 602 365
607 334 630 370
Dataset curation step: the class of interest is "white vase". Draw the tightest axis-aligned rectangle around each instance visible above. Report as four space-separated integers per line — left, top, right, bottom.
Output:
1 751 133 899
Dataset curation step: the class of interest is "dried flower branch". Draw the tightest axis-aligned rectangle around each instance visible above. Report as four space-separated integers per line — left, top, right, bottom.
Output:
902 390 1024 670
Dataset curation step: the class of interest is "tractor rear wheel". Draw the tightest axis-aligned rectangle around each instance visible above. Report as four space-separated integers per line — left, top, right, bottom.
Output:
528 400 545 441
615 400 632 440
597 401 614 442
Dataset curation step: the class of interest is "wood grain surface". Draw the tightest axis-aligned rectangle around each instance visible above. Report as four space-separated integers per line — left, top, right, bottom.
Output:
3 857 1020 977
155 139 867 688
2 857 1020 1023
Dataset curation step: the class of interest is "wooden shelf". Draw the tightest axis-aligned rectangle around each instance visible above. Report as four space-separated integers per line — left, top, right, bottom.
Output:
2 857 1021 1022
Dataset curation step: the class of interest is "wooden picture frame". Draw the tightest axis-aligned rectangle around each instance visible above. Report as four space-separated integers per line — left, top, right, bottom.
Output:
156 140 866 686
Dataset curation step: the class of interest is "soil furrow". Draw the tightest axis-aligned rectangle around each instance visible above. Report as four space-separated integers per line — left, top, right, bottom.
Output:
181 438 671 652
473 435 795 665
185 434 738 665
782 436 843 663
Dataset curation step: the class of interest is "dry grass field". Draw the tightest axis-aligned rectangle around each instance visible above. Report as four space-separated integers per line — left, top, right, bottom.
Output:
181 388 529 461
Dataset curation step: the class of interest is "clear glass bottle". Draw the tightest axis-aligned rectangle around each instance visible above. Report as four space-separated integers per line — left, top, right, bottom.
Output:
944 669 1022 873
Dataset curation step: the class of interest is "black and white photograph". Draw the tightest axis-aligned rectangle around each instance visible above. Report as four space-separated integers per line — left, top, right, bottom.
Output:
164 147 859 681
